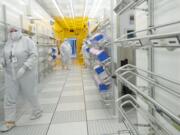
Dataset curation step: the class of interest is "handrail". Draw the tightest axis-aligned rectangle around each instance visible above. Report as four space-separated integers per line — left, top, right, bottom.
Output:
116 94 171 135
115 65 180 126
100 25 180 48
116 64 180 86
114 32 180 43
113 31 180 48
116 100 139 135
120 70 180 98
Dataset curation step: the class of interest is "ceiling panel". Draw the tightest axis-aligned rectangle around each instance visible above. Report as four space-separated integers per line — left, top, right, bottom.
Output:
37 0 111 19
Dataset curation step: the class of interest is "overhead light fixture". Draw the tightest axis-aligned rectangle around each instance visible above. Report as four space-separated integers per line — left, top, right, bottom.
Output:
52 0 70 28
68 0 76 29
81 0 88 29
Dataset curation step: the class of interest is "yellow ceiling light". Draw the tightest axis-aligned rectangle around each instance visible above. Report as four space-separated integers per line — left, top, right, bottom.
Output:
52 0 70 29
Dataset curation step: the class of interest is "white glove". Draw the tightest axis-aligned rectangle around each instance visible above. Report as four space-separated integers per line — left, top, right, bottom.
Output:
17 67 26 79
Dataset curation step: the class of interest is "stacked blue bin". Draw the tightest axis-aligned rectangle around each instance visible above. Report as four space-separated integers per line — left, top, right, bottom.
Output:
94 66 109 92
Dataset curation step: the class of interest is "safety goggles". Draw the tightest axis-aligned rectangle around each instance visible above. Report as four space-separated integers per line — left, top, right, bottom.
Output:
10 29 17 33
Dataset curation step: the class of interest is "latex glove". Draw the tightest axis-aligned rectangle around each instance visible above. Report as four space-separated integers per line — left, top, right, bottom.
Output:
17 67 26 79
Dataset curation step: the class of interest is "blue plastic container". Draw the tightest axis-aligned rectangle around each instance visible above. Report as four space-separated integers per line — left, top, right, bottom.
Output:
97 51 110 62
94 66 104 75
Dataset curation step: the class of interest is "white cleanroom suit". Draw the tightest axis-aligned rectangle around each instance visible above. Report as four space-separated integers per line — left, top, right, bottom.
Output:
60 40 72 69
0 27 42 132
82 42 90 67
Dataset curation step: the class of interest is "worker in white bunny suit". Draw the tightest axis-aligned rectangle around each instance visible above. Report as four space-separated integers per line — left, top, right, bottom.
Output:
82 40 90 68
60 39 72 70
0 26 42 132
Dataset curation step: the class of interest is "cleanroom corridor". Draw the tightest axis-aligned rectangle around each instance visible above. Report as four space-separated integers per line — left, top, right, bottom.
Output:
0 0 180 135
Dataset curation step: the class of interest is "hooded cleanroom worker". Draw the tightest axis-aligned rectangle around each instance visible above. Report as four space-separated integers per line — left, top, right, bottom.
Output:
60 39 72 70
0 26 42 132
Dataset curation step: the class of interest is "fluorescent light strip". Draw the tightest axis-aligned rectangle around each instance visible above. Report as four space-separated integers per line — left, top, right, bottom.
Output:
81 0 88 29
52 0 70 28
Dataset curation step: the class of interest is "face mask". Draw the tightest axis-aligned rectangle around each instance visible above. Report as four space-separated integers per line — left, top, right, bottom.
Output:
10 31 22 41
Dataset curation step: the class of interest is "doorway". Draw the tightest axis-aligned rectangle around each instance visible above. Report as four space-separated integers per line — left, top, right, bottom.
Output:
67 38 77 58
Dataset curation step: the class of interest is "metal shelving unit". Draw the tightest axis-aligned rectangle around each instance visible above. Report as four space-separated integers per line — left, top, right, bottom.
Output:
114 65 180 134
112 0 180 134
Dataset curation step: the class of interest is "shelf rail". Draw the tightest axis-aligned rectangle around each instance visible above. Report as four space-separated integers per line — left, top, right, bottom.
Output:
100 21 180 51
114 31 180 48
115 64 180 127
116 94 172 135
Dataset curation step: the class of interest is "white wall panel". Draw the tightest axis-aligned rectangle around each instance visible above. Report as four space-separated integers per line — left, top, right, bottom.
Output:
135 0 180 134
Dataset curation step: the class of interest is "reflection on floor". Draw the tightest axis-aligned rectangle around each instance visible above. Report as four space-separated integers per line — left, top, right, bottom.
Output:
0 67 129 135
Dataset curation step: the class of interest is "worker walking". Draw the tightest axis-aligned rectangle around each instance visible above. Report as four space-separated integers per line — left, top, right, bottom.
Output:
82 41 90 68
60 39 72 70
0 26 42 132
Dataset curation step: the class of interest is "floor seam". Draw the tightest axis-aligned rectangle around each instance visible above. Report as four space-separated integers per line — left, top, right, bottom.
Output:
45 71 69 135
81 68 90 135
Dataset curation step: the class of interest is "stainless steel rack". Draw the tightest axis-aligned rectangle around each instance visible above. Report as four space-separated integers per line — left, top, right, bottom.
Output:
115 64 180 134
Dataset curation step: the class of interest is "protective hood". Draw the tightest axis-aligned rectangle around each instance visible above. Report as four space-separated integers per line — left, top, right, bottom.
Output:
8 26 23 41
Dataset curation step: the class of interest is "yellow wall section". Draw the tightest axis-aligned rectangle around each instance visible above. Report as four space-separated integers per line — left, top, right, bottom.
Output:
53 17 89 65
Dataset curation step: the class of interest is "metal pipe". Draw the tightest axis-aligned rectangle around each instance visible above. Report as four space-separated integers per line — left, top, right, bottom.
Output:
114 31 180 45
115 74 180 125
128 64 180 86
119 99 171 135
116 64 180 86
117 103 139 135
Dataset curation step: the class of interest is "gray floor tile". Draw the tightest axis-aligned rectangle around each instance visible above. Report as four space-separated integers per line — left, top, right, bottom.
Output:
52 110 86 124
39 92 60 98
63 87 83 91
24 104 57 114
60 96 84 103
88 119 128 135
84 90 99 95
86 101 106 110
0 125 48 135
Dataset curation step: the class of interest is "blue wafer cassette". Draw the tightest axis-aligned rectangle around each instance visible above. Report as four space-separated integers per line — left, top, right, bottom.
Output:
97 51 110 62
